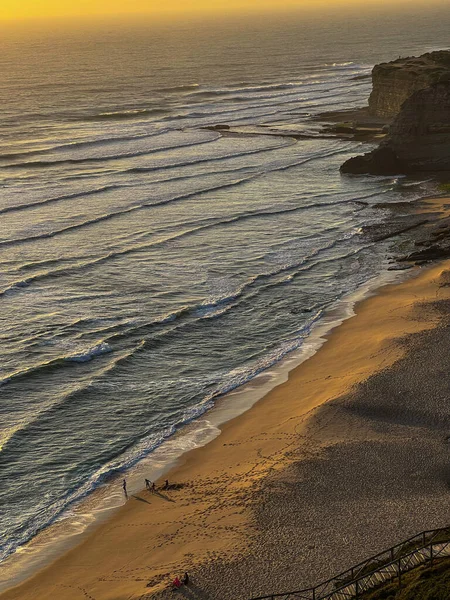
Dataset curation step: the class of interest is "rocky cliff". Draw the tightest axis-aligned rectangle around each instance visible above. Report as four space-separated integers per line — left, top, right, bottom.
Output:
341 50 450 175
369 51 450 118
389 82 450 171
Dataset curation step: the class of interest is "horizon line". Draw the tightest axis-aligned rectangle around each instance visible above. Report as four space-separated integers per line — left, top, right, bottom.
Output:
0 0 448 27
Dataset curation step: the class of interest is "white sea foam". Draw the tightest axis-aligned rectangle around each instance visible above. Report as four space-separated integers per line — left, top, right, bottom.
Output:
66 342 112 363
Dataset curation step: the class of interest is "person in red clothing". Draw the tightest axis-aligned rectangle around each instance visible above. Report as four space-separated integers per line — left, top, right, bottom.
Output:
172 576 181 589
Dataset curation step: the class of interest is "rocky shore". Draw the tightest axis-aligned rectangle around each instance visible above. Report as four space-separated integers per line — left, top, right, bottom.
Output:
351 192 450 269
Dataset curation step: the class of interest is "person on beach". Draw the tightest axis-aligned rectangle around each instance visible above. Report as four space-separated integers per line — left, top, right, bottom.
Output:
122 479 128 499
152 481 156 493
163 479 169 490
145 478 152 491
172 576 181 589
182 572 189 585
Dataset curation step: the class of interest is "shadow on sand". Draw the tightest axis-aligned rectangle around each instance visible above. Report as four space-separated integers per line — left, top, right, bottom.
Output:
177 583 212 599
132 495 152 505
154 490 175 503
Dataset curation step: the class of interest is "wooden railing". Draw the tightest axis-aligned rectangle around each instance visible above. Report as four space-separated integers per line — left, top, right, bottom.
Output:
251 526 450 600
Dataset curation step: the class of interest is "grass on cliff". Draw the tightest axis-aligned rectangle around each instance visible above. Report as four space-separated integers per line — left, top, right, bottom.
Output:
362 559 450 600
439 183 450 193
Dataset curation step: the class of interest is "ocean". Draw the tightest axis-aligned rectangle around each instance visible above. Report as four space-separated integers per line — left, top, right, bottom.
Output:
1 5 449 585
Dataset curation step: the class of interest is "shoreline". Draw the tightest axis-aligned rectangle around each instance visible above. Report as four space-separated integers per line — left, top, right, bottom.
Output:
3 201 450 599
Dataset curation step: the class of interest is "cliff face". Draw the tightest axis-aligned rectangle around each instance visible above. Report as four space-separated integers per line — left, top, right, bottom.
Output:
368 51 450 118
341 50 450 175
389 82 450 171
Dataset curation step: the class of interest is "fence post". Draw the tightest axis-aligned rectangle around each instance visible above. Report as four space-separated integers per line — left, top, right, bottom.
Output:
398 558 402 589
423 531 427 547
430 544 434 566
355 579 359 598
312 589 316 600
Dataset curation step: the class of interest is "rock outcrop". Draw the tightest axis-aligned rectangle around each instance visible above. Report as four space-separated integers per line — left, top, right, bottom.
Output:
369 51 450 118
341 50 450 175
340 146 406 175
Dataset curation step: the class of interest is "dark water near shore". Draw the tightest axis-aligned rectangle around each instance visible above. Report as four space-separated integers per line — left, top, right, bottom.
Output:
1 6 449 569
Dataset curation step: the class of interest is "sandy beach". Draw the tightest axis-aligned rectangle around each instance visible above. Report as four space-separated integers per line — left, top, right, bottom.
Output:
4 200 450 600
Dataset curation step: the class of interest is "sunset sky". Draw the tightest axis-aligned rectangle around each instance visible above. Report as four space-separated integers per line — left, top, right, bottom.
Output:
0 0 439 22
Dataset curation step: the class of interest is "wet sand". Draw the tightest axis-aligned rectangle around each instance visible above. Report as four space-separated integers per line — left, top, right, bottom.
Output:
4 222 450 599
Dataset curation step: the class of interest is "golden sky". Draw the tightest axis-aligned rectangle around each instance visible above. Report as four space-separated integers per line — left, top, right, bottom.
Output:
0 0 435 21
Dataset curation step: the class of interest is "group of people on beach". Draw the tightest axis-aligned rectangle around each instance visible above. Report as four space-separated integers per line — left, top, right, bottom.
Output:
122 477 172 498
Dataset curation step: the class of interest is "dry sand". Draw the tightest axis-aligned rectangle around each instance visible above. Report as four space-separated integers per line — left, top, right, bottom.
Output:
4 226 450 599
